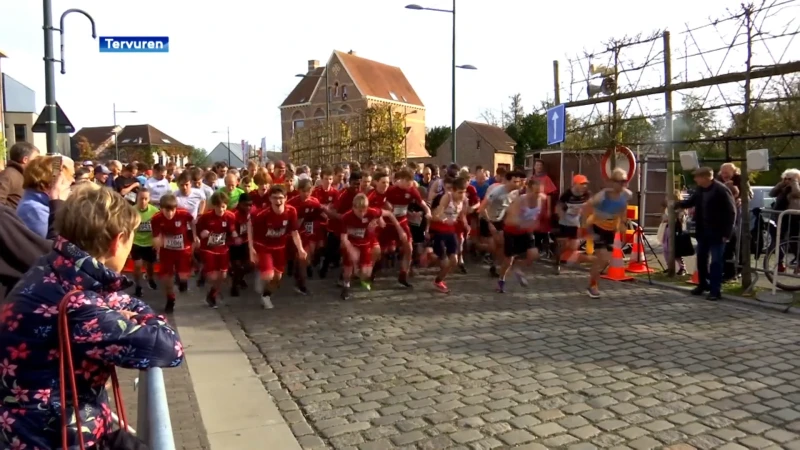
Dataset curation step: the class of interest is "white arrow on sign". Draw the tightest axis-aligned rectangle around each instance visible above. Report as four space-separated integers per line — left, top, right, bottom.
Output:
551 111 560 141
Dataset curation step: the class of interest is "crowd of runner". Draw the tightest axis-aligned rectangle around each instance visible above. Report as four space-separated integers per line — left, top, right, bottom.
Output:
82 158 632 313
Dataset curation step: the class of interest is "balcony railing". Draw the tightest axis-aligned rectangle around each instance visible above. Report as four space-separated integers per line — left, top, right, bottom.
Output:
122 368 176 450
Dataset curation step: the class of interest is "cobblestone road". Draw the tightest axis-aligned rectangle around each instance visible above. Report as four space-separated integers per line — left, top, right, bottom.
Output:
219 267 800 450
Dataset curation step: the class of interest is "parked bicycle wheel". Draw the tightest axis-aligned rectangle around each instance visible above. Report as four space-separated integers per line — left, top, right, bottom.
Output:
762 238 800 291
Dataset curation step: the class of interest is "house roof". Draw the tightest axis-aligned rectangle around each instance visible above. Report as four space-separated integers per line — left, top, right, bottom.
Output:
73 126 118 149
463 121 516 154
0 49 7 58
279 51 424 108
280 67 324 107
334 50 423 106
207 142 245 167
116 124 186 147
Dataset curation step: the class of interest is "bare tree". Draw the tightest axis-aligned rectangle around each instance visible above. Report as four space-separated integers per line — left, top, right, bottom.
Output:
504 94 524 127
479 109 502 126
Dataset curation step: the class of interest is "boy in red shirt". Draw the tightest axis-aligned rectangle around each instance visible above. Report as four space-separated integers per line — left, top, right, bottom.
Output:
229 192 253 297
195 191 237 308
151 193 196 312
429 177 470 293
311 168 337 256
320 172 362 278
340 193 404 300
249 168 272 211
248 186 305 309
287 179 326 294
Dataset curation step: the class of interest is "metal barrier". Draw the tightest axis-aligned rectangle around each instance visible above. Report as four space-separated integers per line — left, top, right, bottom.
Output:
134 368 177 450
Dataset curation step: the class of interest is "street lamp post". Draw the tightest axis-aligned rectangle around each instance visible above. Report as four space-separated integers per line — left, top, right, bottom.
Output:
211 127 231 166
43 3 97 155
406 1 476 164
113 103 137 160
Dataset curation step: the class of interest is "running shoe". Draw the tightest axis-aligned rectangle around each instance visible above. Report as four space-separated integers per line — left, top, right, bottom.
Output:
586 286 601 299
515 271 529 287
148 279 158 290
205 293 218 309
360 280 372 291
134 285 143 298
261 295 274 309
434 280 450 293
294 285 309 296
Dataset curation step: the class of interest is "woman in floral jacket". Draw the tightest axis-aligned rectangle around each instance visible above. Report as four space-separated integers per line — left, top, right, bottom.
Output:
0 184 184 449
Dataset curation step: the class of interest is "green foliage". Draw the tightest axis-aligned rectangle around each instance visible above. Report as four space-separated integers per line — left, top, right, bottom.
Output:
0 132 5 162
425 126 451 157
187 146 209 165
505 113 547 167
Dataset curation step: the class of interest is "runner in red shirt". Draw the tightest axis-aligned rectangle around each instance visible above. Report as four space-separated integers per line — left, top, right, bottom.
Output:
429 177 470 293
248 185 305 309
249 168 272 210
460 174 481 273
320 172 362 278
151 193 196 312
311 167 338 253
340 193 404 300
380 169 431 287
195 191 237 308
229 192 253 297
367 171 391 209
287 179 326 294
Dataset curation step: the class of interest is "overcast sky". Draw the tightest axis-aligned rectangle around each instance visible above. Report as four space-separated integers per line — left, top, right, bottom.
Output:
2 0 796 152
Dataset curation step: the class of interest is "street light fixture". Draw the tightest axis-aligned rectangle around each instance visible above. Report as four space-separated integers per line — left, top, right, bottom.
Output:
113 103 137 160
405 1 476 164
211 127 232 166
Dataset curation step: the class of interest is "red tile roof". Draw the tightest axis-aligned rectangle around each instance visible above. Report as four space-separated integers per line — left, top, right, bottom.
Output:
334 51 423 106
280 67 324 107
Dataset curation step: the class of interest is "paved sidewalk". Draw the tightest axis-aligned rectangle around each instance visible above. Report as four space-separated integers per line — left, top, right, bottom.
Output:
115 289 300 450
217 266 800 450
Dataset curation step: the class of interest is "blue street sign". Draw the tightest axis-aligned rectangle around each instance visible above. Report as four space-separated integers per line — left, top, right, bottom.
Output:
546 104 566 146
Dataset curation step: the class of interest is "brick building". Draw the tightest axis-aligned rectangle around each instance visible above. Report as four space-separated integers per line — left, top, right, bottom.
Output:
422 121 516 174
279 50 429 160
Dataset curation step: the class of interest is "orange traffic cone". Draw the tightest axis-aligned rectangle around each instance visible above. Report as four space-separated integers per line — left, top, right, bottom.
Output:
602 232 634 282
626 227 654 274
687 270 700 285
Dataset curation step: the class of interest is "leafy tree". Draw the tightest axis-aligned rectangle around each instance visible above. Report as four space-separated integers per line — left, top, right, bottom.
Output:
75 135 95 161
425 126 451 157
504 94 524 128
505 113 547 167
188 146 209 165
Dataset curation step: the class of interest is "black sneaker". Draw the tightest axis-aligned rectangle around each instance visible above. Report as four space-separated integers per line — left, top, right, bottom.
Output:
178 281 188 293
706 293 721 301
306 266 313 279
690 286 707 296
677 268 687 276
230 285 240 297
489 266 499 278
238 277 248 289
148 279 158 290
134 286 143 297
340 287 351 300
458 263 467 274
205 293 218 309
196 276 206 288
398 278 413 289
164 298 176 313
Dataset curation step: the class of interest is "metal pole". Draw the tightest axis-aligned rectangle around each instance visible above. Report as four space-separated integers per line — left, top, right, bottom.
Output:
136 372 150 442
113 103 119 160
609 47 620 170
664 31 676 277
43 0 58 155
325 66 330 159
740 6 754 288
450 0 457 163
146 368 177 450
227 126 231 166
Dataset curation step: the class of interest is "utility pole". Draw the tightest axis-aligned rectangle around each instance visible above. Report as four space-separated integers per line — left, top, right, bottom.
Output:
450 0 457 163
663 31 677 277
740 5 754 289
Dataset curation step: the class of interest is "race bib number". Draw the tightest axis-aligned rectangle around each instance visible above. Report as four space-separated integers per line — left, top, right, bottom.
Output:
208 233 226 246
304 221 314 234
125 191 137 202
347 228 366 239
138 221 152 232
165 235 184 250
393 205 409 217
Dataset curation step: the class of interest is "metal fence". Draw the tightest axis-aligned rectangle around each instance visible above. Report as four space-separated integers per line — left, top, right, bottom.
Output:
125 368 176 450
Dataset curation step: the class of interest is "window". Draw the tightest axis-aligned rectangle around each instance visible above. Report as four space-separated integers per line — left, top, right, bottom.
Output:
13 124 26 143
334 82 339 97
389 91 399 101
402 95 408 103
122 138 132 143
293 120 305 131
497 163 511 172
162 138 171 144
476 140 481 150
342 85 348 100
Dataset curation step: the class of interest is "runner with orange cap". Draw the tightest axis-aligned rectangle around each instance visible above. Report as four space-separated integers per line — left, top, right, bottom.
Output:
556 174 593 266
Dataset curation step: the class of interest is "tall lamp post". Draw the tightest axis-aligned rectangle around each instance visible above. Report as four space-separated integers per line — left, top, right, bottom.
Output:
113 103 137 160
211 127 231 166
43 3 96 155
405 2 476 164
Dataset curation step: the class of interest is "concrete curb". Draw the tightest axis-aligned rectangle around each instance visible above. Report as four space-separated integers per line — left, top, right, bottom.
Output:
632 276 800 315
175 302 302 450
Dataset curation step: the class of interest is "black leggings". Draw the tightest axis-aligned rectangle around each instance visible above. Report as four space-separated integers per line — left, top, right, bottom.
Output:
322 232 341 270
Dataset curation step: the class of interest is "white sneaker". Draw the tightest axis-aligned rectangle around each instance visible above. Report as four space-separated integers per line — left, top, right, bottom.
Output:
261 295 274 309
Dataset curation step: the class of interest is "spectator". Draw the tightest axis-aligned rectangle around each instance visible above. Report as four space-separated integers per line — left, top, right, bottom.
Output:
213 161 229 188
17 156 75 238
0 169 70 302
107 160 122 187
145 163 171 205
73 167 92 186
94 164 112 186
769 168 800 272
660 190 688 275
0 184 184 449
676 167 736 301
0 142 40 208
